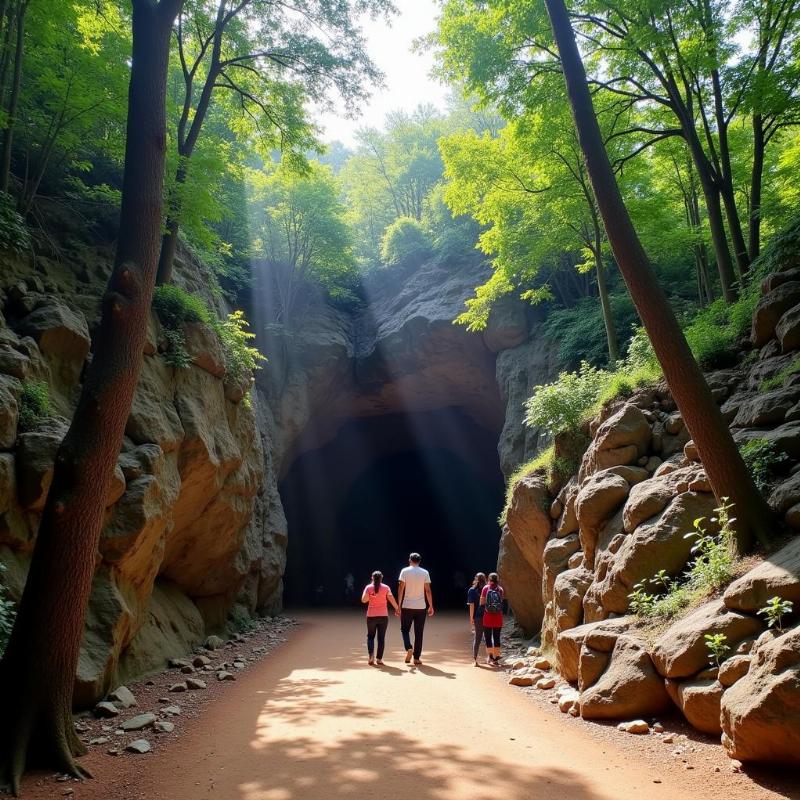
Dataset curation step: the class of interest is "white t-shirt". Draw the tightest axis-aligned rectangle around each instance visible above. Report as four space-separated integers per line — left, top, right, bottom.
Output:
399 565 431 609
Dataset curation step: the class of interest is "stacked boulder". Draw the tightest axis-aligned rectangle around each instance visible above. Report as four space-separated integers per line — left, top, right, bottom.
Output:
502 258 800 764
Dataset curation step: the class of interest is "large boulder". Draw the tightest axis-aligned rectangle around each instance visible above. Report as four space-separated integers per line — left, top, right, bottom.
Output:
542 533 580 598
651 599 764 679
552 566 593 633
556 617 634 683
579 635 672 720
505 473 551 580
752 281 800 347
575 469 630 568
723 537 800 612
586 491 718 617
15 300 90 407
666 677 724 735
731 385 800 428
14 417 69 510
721 625 800 764
0 374 20 449
497 527 543 636
776 302 800 352
580 404 651 479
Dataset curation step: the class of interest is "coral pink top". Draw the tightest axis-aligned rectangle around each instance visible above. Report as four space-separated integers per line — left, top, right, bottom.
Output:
481 583 505 628
363 583 391 617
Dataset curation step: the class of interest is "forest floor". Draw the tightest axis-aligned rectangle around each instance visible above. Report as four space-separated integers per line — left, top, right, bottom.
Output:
18 612 800 800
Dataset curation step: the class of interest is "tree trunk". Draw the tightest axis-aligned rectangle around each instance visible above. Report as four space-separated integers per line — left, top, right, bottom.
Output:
719 178 750 277
699 173 737 303
156 214 180 284
0 0 26 194
748 114 765 262
592 235 619 364
0 0 181 793
544 0 772 553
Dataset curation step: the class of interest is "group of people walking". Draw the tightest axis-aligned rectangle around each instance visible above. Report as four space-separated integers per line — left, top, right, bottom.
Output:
360 552 505 667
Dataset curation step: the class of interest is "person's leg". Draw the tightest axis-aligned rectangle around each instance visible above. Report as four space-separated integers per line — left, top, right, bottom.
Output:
491 627 501 659
412 609 426 661
483 625 493 662
376 617 388 661
473 618 483 662
366 617 378 662
400 609 413 655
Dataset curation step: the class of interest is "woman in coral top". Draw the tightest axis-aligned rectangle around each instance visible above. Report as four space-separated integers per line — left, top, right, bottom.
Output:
361 570 400 665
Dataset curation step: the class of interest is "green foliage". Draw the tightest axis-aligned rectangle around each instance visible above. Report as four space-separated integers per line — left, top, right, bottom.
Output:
542 294 639 370
215 310 266 385
739 439 789 493
758 597 794 632
17 381 50 432
524 362 607 437
0 564 15 658
760 357 800 391
380 216 433 268
152 285 213 328
704 633 730 668
629 500 739 622
161 328 193 370
683 294 757 368
0 192 30 253
500 446 554 523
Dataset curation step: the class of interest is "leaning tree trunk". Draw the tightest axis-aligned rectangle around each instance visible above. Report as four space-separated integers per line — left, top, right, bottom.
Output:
0 0 181 793
593 241 619 364
545 0 772 553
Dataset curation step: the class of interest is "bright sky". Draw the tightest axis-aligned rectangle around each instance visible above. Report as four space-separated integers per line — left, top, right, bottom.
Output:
314 0 450 147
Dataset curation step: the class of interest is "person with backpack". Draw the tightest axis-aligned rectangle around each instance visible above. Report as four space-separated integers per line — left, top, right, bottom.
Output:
466 572 487 667
480 572 504 665
361 570 399 665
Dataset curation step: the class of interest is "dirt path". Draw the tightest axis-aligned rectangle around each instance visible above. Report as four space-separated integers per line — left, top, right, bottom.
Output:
22 612 799 800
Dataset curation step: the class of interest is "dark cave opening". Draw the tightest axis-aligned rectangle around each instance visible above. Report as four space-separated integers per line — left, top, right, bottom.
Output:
280 408 505 608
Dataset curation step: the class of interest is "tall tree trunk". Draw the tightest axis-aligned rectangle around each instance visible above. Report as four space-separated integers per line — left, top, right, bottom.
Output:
0 0 181 793
156 213 180 284
0 0 26 194
748 113 765 262
592 228 619 363
719 178 750 277
545 0 771 553
699 173 737 303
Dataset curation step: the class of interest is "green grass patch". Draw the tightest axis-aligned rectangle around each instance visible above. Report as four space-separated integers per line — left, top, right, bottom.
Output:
152 284 213 327
500 446 554 525
739 438 789 493
17 381 50 432
760 357 800 392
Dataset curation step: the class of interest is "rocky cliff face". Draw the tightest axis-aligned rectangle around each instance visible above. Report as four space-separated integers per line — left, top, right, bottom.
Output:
500 259 800 764
0 233 559 706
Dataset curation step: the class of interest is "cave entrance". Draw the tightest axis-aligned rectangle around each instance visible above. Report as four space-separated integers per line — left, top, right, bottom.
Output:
280 408 504 608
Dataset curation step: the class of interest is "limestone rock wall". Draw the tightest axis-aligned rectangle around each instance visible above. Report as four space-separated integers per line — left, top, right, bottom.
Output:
501 259 800 764
0 243 283 707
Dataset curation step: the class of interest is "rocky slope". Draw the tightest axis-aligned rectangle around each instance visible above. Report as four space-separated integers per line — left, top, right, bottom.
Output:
500 260 800 764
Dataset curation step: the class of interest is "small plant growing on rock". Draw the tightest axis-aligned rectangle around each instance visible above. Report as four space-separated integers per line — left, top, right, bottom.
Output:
739 439 789 493
216 310 266 384
161 328 193 369
685 499 736 591
758 596 794 633
704 632 730 667
628 583 657 616
0 564 16 657
17 380 50 432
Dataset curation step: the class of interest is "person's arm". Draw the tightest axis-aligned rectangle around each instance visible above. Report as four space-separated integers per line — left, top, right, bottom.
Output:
425 581 434 616
397 580 405 610
388 590 399 614
361 586 370 604
468 602 475 627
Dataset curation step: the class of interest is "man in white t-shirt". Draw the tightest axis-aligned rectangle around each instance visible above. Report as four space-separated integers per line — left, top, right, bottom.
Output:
397 552 434 665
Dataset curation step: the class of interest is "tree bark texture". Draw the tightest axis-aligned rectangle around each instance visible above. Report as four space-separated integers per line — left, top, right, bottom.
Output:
748 114 765 262
0 0 26 193
545 0 773 553
0 0 182 793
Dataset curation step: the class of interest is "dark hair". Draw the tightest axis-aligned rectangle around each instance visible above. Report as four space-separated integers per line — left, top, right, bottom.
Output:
488 572 499 585
409 552 421 564
372 570 383 593
472 572 487 589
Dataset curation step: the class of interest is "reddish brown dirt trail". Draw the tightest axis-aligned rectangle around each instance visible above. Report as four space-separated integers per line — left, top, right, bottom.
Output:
21 612 799 799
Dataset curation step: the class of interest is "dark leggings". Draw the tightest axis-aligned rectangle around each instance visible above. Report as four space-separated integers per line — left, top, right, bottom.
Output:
472 617 484 659
483 626 501 648
367 616 389 659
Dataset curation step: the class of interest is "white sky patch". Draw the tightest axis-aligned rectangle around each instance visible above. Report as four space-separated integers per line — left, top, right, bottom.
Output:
313 0 449 147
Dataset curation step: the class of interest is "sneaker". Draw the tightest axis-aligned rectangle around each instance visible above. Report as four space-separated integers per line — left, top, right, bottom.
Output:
368 657 374 665
473 660 479 667
405 648 413 664
376 659 384 665
414 659 422 666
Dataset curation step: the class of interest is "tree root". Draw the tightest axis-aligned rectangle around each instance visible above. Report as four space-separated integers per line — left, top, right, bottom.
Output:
0 703 92 796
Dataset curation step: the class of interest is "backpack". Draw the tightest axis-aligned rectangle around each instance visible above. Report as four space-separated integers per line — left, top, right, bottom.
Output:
485 587 503 614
